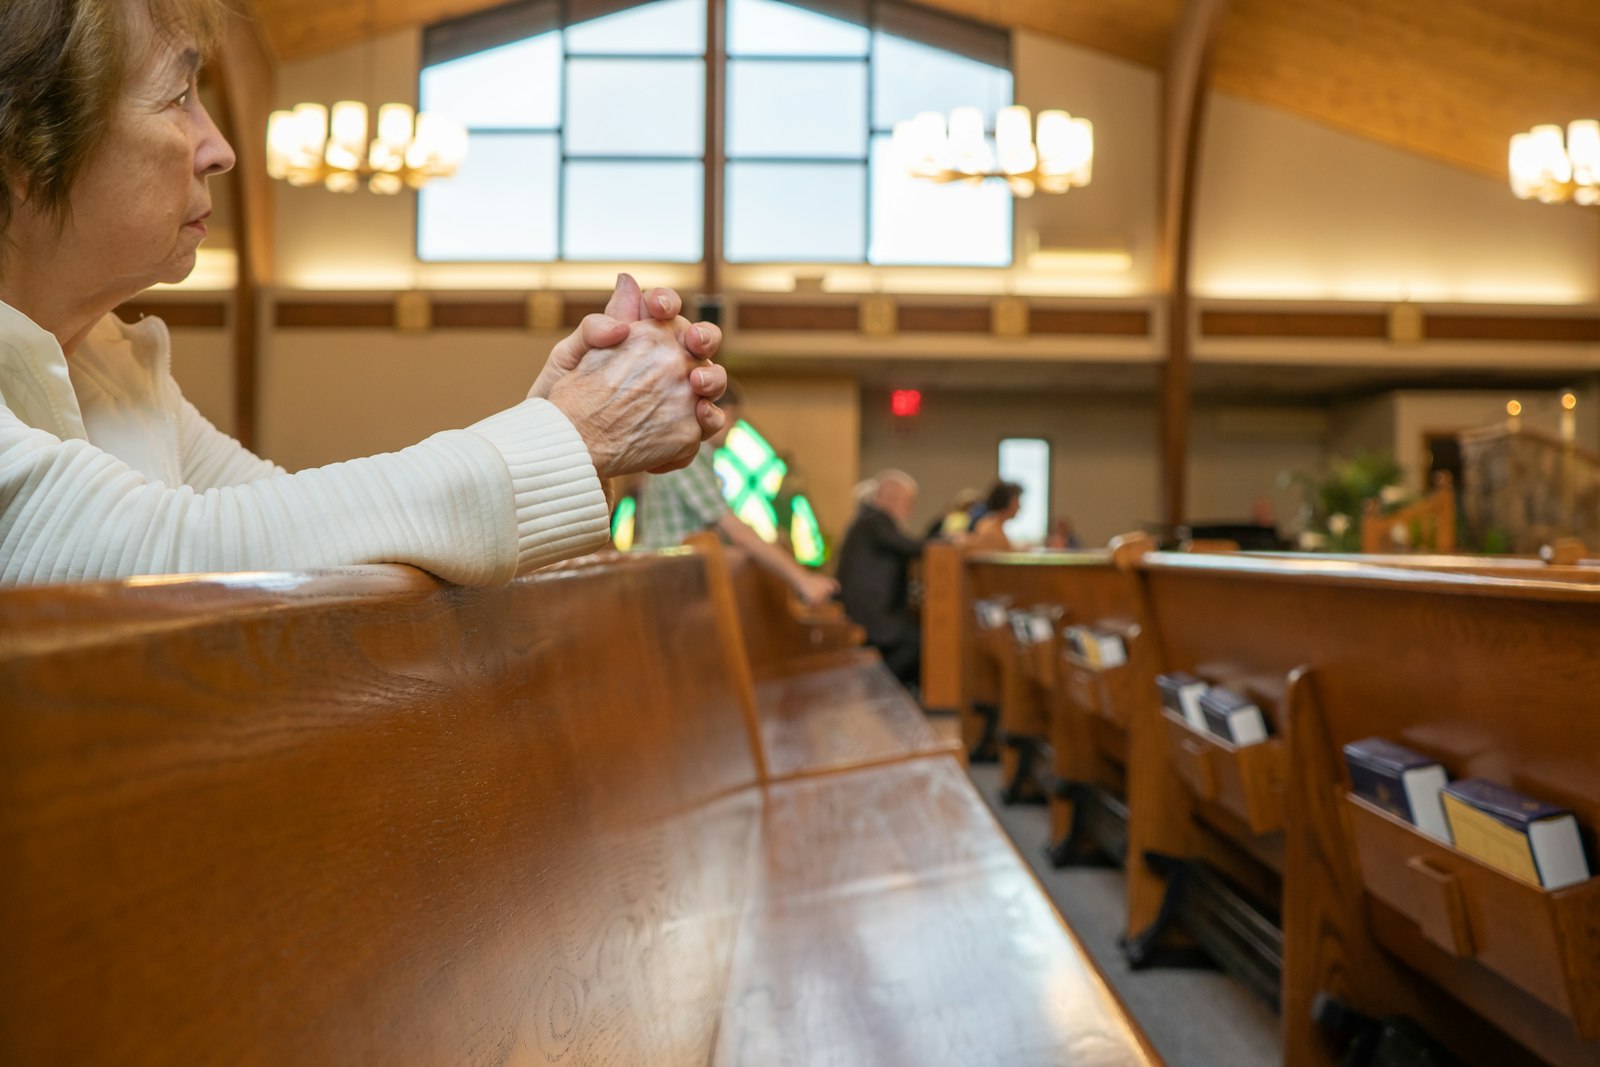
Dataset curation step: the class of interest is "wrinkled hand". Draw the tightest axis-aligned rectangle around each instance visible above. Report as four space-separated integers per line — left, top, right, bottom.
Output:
547 314 714 478
529 274 726 441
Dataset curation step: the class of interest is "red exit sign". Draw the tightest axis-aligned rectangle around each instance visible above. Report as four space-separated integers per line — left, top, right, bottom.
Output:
891 389 922 417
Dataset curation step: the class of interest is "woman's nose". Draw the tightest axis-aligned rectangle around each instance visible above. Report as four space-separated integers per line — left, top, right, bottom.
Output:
195 99 237 177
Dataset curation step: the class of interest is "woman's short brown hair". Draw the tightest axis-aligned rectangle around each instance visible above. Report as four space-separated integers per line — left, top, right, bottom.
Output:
0 0 224 234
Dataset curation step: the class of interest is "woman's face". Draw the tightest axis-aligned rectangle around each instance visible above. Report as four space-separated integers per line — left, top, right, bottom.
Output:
62 15 235 295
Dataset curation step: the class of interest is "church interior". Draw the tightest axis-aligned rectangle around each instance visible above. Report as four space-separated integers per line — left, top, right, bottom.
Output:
5 1 1600 1064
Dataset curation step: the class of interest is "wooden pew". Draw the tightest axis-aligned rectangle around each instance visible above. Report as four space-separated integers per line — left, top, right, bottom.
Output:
921 540 1000 758
686 532 960 781
0 554 1158 1066
922 544 1147 861
1122 550 1600 1066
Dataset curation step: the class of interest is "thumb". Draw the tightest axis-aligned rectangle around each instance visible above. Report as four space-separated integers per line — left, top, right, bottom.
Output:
606 272 644 323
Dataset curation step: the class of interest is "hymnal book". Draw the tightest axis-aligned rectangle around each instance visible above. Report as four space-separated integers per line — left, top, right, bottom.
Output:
1008 611 1052 645
1064 627 1127 669
1343 737 1451 843
1198 687 1268 745
1441 779 1590 890
974 600 1008 630
1156 672 1209 730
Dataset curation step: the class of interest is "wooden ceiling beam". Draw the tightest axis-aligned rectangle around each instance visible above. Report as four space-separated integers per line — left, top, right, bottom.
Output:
251 0 516 61
213 3 278 450
1158 0 1229 534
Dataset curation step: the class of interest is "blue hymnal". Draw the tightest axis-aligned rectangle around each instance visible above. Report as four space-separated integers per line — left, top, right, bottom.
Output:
1198 687 1268 745
1156 672 1208 729
1344 737 1451 843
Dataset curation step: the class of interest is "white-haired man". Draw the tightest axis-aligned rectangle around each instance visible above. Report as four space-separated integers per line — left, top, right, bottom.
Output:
835 470 924 687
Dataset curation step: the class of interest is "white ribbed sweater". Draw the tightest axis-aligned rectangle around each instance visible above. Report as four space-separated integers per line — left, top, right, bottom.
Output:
0 300 611 586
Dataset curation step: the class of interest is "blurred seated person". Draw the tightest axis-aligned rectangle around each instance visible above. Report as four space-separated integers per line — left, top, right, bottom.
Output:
0 0 727 586
836 470 923 687
963 481 1023 552
636 379 837 605
1045 517 1082 550
924 487 981 539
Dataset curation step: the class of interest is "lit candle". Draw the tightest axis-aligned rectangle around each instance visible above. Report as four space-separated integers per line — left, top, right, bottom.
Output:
1561 392 1577 443
1507 399 1522 433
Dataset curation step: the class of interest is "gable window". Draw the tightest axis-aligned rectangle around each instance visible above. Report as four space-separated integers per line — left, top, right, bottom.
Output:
725 0 1012 266
418 0 707 263
418 0 1012 267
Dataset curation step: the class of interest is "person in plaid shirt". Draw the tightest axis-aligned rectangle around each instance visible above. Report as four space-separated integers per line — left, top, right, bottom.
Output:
638 381 837 606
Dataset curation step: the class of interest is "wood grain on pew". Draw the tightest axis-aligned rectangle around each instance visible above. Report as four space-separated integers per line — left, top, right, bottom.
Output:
714 758 1162 1067
1132 552 1600 1067
0 556 760 1067
689 532 959 782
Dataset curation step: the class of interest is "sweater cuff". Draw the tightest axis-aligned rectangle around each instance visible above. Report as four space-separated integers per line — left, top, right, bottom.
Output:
468 398 611 573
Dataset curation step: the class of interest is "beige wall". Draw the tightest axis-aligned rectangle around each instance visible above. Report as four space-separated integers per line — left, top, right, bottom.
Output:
1195 95 1600 305
168 328 236 436
260 327 564 470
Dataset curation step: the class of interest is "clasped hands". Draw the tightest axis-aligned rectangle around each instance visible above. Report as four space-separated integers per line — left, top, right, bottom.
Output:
531 273 726 479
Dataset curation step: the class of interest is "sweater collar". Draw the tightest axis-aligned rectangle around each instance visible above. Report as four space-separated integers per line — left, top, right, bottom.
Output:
0 298 85 440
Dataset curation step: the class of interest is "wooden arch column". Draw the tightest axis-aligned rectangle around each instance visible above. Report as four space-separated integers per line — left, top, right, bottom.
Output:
213 5 277 451
1158 0 1228 534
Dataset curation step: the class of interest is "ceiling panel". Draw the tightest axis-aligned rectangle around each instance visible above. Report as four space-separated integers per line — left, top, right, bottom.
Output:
251 0 1600 182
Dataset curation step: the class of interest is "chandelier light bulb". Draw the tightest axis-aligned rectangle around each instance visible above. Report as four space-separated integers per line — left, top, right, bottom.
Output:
1509 120 1599 206
268 97 466 195
995 105 1037 176
901 105 1092 197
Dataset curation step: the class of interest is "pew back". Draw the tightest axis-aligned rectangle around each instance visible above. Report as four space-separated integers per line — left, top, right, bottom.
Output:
1134 552 1600 1066
0 556 758 1067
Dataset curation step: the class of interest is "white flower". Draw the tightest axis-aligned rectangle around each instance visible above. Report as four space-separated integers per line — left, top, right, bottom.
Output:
1327 513 1351 537
1298 530 1329 551
1379 485 1408 506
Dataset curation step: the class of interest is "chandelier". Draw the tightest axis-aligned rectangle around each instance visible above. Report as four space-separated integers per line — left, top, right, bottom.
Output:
1509 121 1599 206
892 105 1093 198
266 102 467 194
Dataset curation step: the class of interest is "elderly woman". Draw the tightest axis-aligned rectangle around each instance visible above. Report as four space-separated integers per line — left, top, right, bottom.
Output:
0 0 726 586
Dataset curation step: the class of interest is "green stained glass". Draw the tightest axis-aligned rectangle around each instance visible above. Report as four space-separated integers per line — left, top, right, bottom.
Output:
714 419 826 562
790 494 825 566
611 494 637 550
735 494 780 543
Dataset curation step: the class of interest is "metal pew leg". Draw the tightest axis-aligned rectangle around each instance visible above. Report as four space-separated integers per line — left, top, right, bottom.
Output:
1121 851 1283 1010
969 701 1000 763
1045 781 1127 869
998 732 1048 805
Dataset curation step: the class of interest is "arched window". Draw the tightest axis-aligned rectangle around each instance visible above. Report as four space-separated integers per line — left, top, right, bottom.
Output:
417 0 1012 267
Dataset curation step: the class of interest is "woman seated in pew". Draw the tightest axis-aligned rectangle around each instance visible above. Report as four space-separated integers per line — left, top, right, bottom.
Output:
0 0 726 587
962 481 1023 551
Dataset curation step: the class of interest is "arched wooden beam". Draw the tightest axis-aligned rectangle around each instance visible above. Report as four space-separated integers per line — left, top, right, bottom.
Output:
1158 0 1228 535
213 5 277 451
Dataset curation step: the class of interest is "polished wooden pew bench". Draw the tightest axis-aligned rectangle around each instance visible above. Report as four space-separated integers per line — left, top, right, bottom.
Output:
689 532 960 782
0 553 1157 1066
1120 550 1600 1067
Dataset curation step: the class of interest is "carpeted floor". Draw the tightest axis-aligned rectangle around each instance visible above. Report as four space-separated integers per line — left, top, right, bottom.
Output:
967 761 1282 1067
